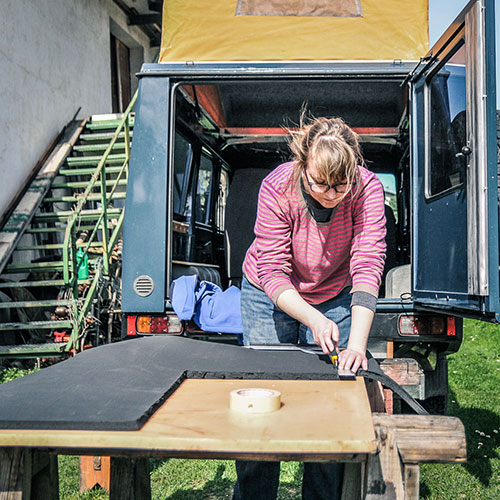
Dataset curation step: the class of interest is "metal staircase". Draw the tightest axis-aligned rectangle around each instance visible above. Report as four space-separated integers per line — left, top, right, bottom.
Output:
0 95 136 359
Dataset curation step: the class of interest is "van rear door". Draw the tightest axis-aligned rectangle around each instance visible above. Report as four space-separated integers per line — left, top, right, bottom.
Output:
411 0 500 320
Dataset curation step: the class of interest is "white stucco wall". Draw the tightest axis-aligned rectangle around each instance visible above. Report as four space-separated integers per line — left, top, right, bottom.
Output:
0 0 155 219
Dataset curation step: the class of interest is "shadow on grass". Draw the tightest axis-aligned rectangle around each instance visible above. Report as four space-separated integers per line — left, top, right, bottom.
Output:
161 464 234 500
148 460 303 500
431 388 500 487
450 389 500 486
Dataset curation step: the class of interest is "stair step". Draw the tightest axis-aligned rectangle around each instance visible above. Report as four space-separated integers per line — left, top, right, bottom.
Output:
25 225 113 234
16 242 103 251
33 208 121 223
0 320 72 331
86 118 135 130
0 343 68 357
79 131 133 142
66 153 126 165
0 279 90 289
0 299 72 309
51 179 127 189
42 192 126 204
58 166 124 176
73 143 127 153
4 259 98 273
4 261 65 272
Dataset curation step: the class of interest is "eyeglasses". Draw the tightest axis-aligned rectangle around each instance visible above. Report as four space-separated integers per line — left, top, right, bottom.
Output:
305 171 356 194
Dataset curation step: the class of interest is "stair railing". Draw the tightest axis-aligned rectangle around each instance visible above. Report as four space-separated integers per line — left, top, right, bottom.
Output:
62 92 137 351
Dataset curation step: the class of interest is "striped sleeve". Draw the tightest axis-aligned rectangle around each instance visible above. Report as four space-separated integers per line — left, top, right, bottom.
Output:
349 173 387 297
253 178 295 303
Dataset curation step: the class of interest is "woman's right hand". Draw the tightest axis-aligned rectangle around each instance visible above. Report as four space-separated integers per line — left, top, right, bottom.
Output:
276 289 339 354
309 314 340 354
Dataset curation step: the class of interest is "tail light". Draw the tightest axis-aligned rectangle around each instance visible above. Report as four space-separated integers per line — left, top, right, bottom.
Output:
126 314 182 335
398 314 446 336
447 317 456 336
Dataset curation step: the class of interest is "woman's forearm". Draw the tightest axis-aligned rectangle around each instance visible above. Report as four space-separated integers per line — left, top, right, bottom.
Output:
347 305 374 353
275 289 324 327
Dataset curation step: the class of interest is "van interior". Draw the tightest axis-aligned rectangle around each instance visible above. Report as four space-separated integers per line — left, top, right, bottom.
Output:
171 78 409 299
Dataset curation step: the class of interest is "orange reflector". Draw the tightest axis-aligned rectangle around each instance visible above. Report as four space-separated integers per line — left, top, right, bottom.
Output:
136 314 183 334
137 316 152 334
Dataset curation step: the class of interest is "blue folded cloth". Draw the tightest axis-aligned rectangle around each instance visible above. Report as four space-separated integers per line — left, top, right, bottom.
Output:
171 275 243 334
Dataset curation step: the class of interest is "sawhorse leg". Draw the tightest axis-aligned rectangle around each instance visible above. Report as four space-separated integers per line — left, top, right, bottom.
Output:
0 448 58 500
109 457 151 500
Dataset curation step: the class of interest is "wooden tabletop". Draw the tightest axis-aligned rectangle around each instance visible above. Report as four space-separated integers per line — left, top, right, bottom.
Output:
0 378 376 461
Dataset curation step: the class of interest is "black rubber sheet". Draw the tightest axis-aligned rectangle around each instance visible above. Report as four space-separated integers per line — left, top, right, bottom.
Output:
0 336 341 431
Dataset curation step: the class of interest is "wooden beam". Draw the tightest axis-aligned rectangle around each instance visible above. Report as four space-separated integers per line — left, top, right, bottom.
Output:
0 448 24 500
80 456 110 493
379 359 422 387
403 464 420 500
110 457 150 500
128 14 162 26
27 451 58 500
372 414 467 463
365 424 405 500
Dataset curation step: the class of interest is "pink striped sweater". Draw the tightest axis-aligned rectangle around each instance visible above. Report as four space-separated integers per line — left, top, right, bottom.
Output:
243 162 387 305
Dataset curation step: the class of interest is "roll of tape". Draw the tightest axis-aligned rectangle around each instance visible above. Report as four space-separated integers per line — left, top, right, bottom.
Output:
229 388 281 413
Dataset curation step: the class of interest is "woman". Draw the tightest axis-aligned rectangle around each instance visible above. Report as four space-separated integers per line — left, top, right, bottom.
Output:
233 116 387 500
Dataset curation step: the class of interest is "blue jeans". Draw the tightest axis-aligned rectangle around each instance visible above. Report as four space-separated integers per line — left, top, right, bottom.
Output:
233 276 351 500
241 276 351 348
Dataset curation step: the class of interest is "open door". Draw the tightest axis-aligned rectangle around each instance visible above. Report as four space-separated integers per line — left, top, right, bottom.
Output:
411 0 500 320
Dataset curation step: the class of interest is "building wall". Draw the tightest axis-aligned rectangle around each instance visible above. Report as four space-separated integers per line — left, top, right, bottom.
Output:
0 0 155 219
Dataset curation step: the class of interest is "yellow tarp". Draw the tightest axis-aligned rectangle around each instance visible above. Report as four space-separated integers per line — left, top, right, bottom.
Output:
160 0 429 62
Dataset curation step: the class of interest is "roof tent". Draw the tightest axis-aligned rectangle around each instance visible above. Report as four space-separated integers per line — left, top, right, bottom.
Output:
160 0 429 62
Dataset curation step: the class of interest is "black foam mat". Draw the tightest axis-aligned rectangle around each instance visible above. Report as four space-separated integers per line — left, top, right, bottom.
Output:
0 336 339 431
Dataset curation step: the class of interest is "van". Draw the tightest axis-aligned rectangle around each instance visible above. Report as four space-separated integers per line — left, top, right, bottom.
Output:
121 0 499 413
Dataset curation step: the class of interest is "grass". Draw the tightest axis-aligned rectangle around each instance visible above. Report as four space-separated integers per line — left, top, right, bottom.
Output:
1 318 499 498
419 319 500 500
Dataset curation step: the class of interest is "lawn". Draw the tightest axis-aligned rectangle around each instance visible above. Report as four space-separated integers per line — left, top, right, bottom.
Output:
2 318 499 499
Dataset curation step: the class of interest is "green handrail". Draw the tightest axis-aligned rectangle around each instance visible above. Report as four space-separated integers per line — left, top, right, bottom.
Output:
62 91 137 351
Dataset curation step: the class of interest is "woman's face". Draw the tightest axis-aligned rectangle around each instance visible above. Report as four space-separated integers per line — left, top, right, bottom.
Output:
303 162 345 208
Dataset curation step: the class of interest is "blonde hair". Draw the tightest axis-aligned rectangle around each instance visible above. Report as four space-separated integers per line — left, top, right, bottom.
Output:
288 116 362 197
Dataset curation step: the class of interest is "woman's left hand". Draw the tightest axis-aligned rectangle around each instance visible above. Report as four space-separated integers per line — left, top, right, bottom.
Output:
338 348 368 373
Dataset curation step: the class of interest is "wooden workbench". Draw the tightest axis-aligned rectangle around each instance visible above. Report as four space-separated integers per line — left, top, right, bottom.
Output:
0 377 466 500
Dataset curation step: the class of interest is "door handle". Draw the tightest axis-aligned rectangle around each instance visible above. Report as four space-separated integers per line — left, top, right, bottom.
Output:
455 146 472 158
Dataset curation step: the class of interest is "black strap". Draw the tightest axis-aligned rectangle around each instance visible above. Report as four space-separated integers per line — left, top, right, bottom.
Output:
358 356 428 415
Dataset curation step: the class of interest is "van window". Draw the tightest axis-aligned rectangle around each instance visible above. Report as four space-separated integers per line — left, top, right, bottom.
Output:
195 153 213 224
427 42 466 198
216 169 229 231
173 132 192 214
376 173 398 223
